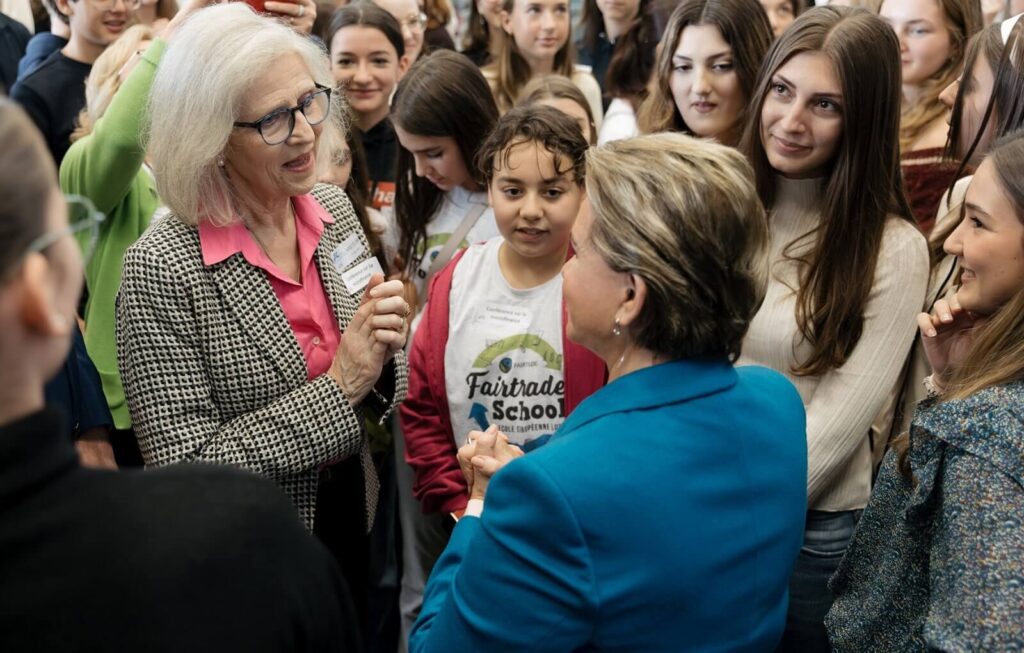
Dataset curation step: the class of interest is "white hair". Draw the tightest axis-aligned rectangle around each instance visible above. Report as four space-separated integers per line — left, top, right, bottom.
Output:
147 3 345 226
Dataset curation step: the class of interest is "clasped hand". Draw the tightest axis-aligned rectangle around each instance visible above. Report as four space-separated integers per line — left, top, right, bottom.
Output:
457 425 524 502
330 274 409 406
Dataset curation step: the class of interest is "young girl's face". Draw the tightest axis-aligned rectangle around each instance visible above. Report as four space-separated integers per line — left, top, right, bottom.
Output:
944 158 1024 315
330 25 408 128
880 0 953 88
393 127 476 191
940 50 996 162
759 0 796 39
671 24 744 144
502 0 570 71
489 140 581 261
760 51 844 179
537 97 594 144
595 0 640 24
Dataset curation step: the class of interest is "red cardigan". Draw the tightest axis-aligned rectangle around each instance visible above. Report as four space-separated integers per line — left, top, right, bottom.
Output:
399 247 607 514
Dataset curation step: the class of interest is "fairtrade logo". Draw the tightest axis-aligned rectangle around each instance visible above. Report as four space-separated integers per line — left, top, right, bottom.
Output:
499 357 513 373
473 334 562 370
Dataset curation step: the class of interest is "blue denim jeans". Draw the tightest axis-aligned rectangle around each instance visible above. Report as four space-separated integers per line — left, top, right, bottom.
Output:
775 509 862 653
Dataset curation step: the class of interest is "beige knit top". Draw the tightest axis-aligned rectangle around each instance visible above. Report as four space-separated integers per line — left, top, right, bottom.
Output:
737 176 929 512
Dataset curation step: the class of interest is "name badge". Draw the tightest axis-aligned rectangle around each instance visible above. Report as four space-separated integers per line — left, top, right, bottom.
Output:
475 302 532 332
342 257 385 295
331 233 366 272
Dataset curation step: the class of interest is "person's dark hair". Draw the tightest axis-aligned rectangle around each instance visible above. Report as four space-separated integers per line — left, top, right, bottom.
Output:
935 19 1024 263
462 0 491 62
47 0 69 26
603 3 659 105
585 133 768 362
313 1 337 42
740 6 913 377
391 50 499 270
326 2 405 59
0 100 53 280
637 0 772 135
476 104 588 186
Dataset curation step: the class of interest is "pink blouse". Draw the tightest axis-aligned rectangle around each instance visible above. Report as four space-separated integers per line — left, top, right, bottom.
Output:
198 194 341 379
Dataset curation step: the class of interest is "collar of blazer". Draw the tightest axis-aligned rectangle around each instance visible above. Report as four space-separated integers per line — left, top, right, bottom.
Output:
205 184 368 383
555 357 738 438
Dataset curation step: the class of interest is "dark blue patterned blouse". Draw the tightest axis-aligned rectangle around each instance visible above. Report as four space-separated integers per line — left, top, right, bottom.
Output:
826 381 1024 652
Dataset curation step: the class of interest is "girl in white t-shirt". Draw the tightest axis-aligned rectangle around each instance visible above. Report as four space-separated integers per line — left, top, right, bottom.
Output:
390 50 503 308
400 104 605 516
389 49 506 643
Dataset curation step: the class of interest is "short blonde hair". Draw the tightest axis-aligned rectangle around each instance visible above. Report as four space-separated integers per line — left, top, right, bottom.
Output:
585 133 768 361
72 23 156 143
147 3 345 226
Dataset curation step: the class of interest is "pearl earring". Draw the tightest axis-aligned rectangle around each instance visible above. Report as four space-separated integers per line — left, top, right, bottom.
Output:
612 319 621 337
217 157 225 168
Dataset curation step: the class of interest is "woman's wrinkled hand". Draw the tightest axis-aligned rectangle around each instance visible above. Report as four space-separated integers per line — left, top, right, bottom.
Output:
265 0 316 34
331 274 409 405
917 289 985 389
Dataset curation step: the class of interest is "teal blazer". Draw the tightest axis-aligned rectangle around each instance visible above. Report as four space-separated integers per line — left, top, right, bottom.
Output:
411 358 807 652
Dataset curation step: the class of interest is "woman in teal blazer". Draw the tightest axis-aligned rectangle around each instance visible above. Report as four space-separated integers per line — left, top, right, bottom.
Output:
409 134 808 652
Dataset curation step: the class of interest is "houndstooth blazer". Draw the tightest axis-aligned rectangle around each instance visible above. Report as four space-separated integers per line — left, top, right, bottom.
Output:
116 183 408 531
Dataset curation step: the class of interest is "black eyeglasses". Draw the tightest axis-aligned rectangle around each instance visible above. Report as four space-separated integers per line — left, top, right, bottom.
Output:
233 84 332 146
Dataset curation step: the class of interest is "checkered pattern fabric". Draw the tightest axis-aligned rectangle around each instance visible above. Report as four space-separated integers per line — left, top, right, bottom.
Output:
116 183 408 531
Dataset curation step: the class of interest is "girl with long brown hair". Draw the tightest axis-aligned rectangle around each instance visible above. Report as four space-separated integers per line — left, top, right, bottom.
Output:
461 0 504 65
576 0 656 106
737 7 929 651
880 0 981 231
636 0 772 146
826 129 1024 652
482 0 603 126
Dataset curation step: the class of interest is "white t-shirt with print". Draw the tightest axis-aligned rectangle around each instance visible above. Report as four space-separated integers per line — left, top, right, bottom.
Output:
444 237 566 449
405 185 499 303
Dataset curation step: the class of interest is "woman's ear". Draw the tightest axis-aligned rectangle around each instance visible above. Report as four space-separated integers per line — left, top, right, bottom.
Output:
397 54 411 79
17 253 72 338
501 9 513 35
617 273 647 329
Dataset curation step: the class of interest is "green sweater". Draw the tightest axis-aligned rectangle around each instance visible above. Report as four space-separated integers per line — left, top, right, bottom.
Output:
60 39 166 429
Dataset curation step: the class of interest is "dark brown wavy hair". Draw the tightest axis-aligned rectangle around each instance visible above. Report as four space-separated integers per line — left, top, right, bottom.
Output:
637 0 773 136
740 6 914 377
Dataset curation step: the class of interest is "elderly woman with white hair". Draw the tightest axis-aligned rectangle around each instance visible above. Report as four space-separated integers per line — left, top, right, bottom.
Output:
116 1 409 615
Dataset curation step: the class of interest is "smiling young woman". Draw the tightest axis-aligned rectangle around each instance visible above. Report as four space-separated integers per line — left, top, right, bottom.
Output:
739 7 930 651
826 130 1024 652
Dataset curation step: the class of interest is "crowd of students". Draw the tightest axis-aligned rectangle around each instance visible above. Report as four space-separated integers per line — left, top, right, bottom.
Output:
1 0 1023 649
